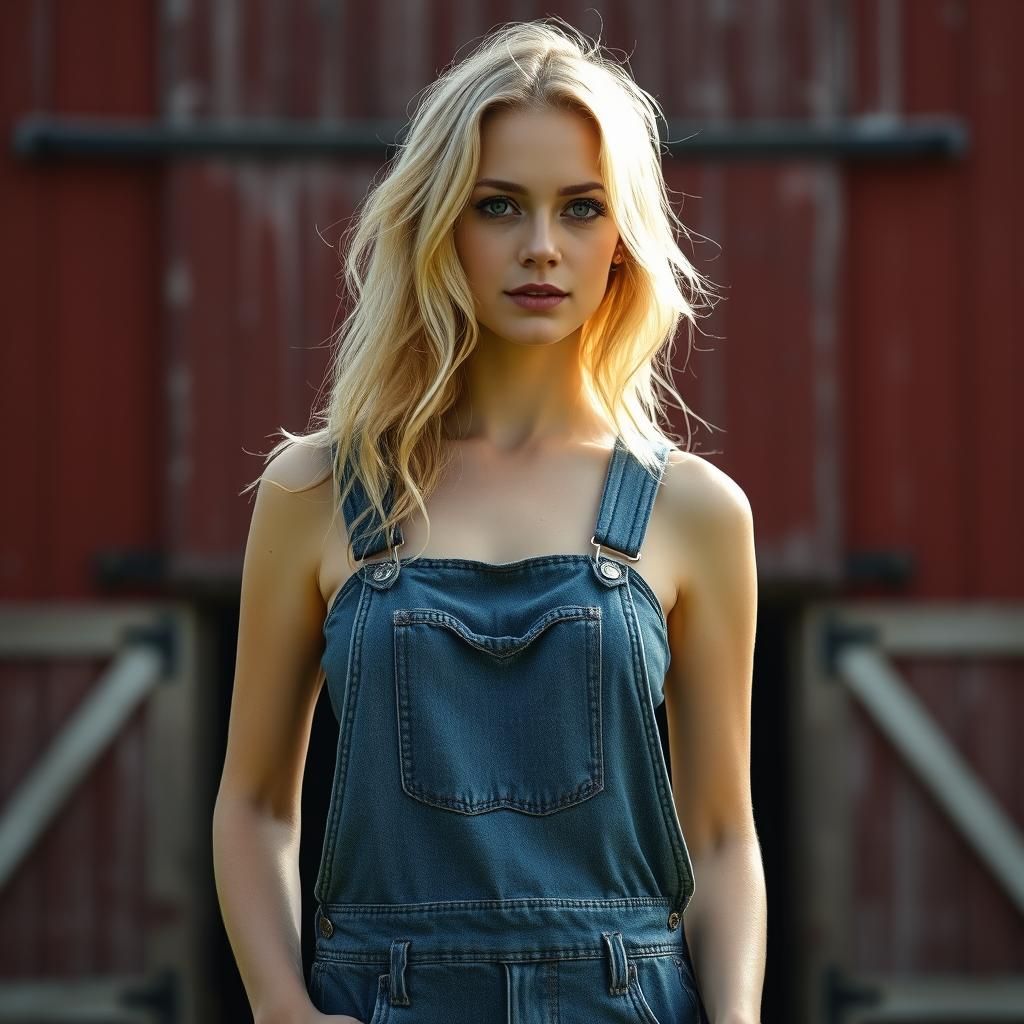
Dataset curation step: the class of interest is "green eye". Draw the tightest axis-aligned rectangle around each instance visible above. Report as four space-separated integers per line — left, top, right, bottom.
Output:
567 198 607 219
474 196 608 221
477 197 514 218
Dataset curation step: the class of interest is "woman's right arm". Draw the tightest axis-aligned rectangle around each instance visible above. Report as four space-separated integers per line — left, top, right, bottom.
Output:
211 444 354 1024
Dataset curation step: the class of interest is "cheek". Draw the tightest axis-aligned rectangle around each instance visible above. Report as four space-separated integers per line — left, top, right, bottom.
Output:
456 226 487 276
580 243 617 288
456 230 503 290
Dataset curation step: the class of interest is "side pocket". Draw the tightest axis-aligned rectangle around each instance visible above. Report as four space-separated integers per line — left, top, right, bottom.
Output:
368 971 391 1024
673 954 702 1021
307 958 325 1009
626 961 665 1024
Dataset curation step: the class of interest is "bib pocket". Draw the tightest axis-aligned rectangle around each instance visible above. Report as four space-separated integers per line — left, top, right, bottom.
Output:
393 604 603 815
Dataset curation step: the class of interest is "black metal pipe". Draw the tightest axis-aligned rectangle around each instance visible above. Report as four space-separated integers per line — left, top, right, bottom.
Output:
11 114 968 162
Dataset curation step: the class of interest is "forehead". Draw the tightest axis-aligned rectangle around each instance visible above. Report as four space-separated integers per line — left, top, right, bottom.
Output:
476 106 602 187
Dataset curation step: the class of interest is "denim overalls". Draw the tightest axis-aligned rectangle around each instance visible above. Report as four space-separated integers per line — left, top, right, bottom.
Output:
309 436 709 1023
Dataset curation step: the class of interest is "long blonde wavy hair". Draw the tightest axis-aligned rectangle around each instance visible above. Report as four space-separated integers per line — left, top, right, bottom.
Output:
244 16 721 567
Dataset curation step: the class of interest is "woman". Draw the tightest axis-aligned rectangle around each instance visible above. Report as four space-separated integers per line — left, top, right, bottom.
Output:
213 18 765 1024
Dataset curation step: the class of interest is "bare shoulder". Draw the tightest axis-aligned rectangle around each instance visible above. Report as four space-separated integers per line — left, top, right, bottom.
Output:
661 449 753 533
255 439 336 531
259 439 335 496
660 449 755 595
246 441 341 599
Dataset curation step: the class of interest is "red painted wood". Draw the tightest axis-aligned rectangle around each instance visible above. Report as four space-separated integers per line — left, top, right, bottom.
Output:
0 0 159 985
2 0 1023 1009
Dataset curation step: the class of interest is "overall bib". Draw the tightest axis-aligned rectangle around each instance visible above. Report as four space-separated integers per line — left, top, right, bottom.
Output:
309 436 709 1023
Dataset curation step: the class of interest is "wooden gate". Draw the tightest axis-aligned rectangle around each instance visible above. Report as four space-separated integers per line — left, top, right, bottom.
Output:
0 604 202 1023
796 602 1024 1022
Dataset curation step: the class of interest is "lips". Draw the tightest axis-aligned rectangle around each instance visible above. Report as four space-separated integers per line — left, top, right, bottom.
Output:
505 284 567 296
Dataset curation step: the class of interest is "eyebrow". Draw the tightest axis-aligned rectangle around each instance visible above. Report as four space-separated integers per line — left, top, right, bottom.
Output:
473 178 605 196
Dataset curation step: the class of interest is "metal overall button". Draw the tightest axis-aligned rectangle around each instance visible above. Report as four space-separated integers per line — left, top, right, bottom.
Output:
364 538 403 589
591 536 637 585
667 910 681 930
318 912 334 938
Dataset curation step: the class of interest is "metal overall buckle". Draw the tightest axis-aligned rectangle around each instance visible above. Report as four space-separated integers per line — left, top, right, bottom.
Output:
590 534 639 581
367 533 404 583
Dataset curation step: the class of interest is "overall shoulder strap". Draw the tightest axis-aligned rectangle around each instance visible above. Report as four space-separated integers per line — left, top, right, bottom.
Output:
592 436 670 559
330 441 405 560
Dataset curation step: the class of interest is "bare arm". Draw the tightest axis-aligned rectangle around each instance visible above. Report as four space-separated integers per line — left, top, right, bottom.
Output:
212 801 314 1021
663 457 766 1024
212 444 342 1024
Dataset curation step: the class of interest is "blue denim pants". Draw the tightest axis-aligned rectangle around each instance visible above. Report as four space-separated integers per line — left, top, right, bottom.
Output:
311 437 710 1023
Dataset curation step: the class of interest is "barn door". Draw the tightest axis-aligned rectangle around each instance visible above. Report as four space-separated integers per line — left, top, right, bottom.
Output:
0 604 202 1023
796 602 1024 1023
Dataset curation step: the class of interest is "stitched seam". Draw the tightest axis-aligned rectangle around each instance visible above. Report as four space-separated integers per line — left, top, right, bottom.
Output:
594 438 627 541
313 944 686 965
619 585 692 914
598 444 628 547
323 895 673 913
625 447 668 555
315 578 371 901
676 957 701 1019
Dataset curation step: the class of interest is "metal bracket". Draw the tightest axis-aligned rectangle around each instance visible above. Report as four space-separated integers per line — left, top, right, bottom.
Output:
820 612 879 679
122 613 178 681
823 963 883 1024
120 967 179 1024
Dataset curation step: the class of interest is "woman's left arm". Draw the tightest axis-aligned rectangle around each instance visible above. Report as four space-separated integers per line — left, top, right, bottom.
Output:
662 457 766 1024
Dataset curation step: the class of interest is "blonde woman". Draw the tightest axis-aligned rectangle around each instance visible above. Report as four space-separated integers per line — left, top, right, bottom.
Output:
213 18 765 1024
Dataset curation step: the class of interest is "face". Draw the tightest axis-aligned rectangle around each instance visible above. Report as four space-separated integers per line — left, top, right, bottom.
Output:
453 105 621 349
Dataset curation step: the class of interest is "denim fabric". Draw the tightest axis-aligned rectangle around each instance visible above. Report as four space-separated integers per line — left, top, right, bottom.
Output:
311 436 709 1023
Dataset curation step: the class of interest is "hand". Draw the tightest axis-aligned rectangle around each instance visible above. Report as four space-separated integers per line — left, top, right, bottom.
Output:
256 996 366 1024
303 1013 364 1024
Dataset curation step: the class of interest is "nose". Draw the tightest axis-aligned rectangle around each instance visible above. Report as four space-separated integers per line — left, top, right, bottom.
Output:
518 214 561 267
